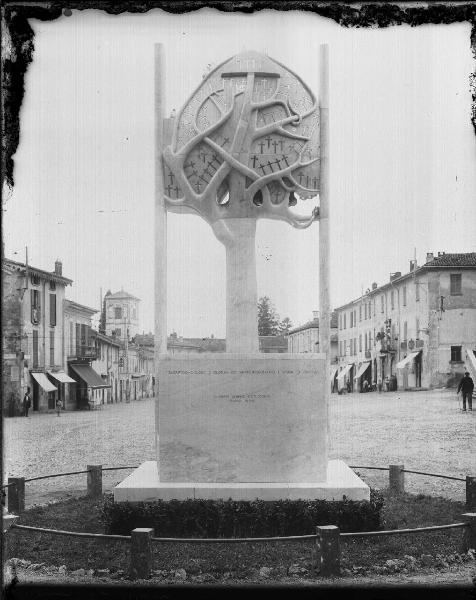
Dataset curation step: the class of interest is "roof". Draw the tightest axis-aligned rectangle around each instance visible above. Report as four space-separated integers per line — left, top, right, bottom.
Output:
64 299 98 316
334 252 476 312
3 258 73 285
424 252 476 268
288 312 338 335
93 331 122 347
107 290 141 301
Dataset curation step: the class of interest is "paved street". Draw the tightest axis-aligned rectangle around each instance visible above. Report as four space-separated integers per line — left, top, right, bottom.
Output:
3 389 473 507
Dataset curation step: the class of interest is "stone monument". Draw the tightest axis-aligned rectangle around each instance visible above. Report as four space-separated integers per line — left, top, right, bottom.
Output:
114 46 369 502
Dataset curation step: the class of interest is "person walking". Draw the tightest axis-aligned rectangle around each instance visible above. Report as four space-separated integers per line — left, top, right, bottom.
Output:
55 397 63 416
457 371 473 411
23 387 31 417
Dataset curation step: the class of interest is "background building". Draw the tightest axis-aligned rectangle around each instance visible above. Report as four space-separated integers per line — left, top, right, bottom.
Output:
334 252 476 392
64 299 110 410
104 289 140 343
2 258 72 415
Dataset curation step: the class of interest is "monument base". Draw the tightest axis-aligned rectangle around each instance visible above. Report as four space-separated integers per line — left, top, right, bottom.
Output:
113 459 370 503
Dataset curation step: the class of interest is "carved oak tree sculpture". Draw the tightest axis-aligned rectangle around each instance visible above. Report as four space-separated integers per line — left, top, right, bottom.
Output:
162 51 320 353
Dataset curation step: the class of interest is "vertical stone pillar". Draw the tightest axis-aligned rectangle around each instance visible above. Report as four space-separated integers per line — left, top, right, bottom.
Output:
461 513 476 552
212 218 258 354
7 477 25 514
466 476 476 510
389 464 405 496
319 43 330 468
315 525 340 576
154 43 167 473
130 528 154 580
87 465 102 498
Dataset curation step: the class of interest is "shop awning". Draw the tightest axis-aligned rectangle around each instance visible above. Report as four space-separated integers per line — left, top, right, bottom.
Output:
355 361 371 379
337 364 353 382
47 370 75 384
330 367 338 381
69 364 110 388
396 351 421 369
31 372 57 393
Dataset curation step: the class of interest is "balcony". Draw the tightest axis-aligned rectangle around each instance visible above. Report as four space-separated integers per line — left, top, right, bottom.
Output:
68 345 97 361
378 340 397 354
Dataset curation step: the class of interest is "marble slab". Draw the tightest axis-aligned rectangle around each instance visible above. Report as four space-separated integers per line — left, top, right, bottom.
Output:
113 460 370 502
156 353 327 483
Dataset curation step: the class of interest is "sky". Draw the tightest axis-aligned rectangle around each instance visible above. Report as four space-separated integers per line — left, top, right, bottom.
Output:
3 9 476 337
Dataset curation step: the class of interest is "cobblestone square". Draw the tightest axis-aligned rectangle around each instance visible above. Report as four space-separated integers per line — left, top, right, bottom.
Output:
3 389 473 507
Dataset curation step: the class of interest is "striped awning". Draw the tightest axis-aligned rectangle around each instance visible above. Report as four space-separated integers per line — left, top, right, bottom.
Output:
337 364 353 382
31 372 57 393
396 351 421 369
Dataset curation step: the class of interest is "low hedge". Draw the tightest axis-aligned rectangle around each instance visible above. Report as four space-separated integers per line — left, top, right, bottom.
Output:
101 489 384 537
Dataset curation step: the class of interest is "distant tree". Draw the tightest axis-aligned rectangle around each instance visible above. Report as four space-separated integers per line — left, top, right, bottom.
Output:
278 316 293 334
258 296 291 336
99 289 111 334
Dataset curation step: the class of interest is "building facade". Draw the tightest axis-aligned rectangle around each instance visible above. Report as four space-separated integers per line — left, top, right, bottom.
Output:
334 252 476 392
91 332 122 403
104 290 140 343
64 299 111 409
2 258 72 415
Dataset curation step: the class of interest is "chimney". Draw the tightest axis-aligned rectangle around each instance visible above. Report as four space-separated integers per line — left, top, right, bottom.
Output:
426 252 434 263
312 310 319 320
437 251 445 257
371 282 378 290
54 260 62 276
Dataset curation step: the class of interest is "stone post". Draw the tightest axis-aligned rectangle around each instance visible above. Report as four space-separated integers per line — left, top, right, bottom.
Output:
87 465 102 498
465 476 476 510
389 464 404 496
319 43 330 465
7 477 25 514
461 513 476 552
130 527 154 580
315 525 340 576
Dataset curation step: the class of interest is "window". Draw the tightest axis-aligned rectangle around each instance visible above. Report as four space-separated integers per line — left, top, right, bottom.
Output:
450 274 462 295
354 310 357 326
381 295 384 313
451 346 462 362
30 273 40 286
69 321 73 355
31 289 40 324
50 330 55 366
76 323 81 355
415 318 420 339
373 299 376 316
359 334 362 352
49 280 56 291
33 330 39 368
403 321 407 341
49 294 56 326
115 328 122 338
403 285 407 306
364 303 367 319
359 305 362 321
415 282 420 301
391 290 394 309
115 307 122 319
343 314 346 329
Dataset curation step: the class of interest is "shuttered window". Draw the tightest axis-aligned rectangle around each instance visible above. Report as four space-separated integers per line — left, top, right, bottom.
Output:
50 294 56 326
